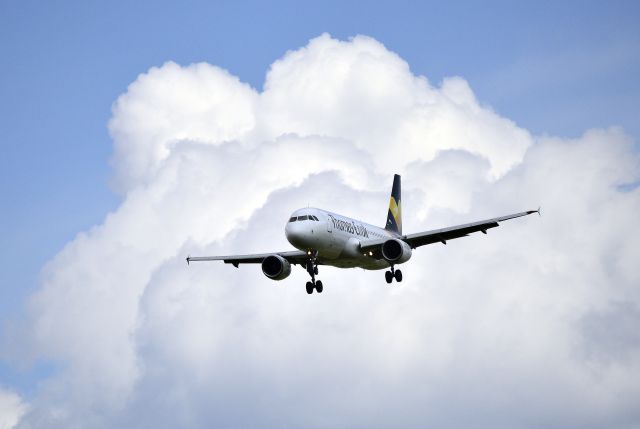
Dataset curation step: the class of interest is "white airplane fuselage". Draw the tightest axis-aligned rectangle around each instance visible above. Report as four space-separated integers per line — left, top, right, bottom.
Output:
285 207 398 270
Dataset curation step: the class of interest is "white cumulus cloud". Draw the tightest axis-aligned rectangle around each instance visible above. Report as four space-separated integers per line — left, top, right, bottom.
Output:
5 34 640 428
0 388 27 429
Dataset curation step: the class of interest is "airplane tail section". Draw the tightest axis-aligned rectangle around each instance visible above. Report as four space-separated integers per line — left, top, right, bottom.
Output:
385 174 402 235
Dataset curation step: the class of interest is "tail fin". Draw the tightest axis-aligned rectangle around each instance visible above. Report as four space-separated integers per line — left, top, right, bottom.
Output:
385 174 402 235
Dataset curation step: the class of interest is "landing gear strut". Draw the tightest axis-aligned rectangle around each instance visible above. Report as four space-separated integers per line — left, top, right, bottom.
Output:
305 250 323 294
385 266 403 284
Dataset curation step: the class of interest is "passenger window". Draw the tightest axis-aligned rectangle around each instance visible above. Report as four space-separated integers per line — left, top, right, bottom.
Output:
289 217 297 222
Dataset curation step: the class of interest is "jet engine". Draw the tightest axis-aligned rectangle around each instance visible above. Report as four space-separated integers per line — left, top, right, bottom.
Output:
261 255 292 280
381 238 412 264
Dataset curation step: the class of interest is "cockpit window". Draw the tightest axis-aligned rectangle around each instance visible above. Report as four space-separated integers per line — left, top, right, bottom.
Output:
290 215 319 222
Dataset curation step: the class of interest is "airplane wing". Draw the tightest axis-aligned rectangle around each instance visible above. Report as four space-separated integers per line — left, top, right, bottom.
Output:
186 250 312 268
401 209 538 248
361 209 539 252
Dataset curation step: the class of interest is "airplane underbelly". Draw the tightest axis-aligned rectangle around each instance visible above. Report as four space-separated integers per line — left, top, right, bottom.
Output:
323 257 389 270
321 235 389 270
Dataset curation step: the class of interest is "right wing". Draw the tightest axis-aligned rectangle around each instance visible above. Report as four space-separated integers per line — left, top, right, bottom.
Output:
186 250 311 268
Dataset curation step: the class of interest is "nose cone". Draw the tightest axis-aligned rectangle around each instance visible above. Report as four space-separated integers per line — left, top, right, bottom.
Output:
285 220 307 248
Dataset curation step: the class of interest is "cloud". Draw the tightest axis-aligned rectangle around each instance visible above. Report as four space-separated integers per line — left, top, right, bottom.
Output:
0 388 27 429
6 34 640 428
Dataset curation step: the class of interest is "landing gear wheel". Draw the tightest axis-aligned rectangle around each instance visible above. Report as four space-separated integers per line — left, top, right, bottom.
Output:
306 250 321 294
394 269 403 282
385 271 393 284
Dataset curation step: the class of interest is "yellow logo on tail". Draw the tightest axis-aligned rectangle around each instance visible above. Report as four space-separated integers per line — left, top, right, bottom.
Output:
389 197 402 230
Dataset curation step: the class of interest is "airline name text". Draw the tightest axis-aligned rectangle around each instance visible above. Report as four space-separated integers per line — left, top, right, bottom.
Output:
328 215 369 238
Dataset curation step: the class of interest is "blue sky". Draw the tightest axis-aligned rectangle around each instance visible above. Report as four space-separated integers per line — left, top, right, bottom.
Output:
1 0 639 423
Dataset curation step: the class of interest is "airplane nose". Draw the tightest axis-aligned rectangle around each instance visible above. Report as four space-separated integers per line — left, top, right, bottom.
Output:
285 223 297 240
285 222 306 248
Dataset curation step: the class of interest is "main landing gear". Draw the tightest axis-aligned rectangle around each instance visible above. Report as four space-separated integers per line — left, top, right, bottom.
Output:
385 266 403 284
305 250 323 294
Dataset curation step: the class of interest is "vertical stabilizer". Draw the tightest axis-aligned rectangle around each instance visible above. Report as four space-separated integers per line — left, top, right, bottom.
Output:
385 174 402 235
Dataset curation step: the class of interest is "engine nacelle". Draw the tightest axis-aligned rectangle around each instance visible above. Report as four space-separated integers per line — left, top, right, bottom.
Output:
261 255 292 280
381 238 412 264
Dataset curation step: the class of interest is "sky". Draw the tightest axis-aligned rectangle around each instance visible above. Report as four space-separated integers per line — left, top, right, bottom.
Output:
1 1 639 427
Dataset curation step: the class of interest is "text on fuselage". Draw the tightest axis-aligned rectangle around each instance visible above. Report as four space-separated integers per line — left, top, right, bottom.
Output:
328 215 369 238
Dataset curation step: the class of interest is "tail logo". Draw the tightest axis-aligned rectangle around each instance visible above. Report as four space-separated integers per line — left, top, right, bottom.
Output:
389 197 401 228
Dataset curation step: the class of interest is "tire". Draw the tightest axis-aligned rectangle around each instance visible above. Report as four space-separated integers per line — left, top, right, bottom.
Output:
316 280 323 293
394 269 403 282
385 271 393 284
306 282 314 294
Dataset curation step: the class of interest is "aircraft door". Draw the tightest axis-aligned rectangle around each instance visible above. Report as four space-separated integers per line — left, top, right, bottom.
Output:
327 216 332 233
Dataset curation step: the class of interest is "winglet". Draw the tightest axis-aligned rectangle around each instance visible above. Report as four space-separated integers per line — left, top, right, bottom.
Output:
186 256 190 266
526 207 541 217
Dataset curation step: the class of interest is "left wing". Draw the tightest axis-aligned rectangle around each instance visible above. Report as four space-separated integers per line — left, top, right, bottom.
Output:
361 209 539 252
402 209 538 248
186 250 311 268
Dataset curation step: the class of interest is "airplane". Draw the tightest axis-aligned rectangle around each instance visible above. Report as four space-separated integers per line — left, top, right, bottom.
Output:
187 174 539 294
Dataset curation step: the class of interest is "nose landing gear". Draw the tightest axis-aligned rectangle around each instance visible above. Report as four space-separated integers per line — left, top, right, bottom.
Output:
385 266 403 284
305 250 323 294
